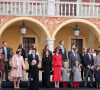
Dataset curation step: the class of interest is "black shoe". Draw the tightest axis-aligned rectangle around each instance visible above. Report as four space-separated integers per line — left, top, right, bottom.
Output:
84 83 87 88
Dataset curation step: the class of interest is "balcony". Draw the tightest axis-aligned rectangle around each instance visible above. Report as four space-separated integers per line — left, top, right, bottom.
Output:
0 0 100 18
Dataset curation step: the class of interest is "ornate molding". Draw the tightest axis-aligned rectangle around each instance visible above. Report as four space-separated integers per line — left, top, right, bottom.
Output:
0 16 100 36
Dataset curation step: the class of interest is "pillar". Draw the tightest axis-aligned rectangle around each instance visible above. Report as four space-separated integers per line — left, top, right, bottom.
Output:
47 38 55 52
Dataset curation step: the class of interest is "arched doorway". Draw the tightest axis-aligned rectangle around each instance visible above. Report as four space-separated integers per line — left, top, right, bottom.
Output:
0 17 51 81
53 19 100 52
0 17 50 56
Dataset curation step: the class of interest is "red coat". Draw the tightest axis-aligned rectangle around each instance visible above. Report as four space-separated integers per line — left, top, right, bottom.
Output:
52 54 62 67
52 54 62 81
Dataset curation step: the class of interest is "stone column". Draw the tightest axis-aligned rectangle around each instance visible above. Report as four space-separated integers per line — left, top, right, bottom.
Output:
48 0 55 16
47 38 55 53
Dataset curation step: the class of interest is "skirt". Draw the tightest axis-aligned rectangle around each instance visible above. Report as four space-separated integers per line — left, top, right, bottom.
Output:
52 66 61 81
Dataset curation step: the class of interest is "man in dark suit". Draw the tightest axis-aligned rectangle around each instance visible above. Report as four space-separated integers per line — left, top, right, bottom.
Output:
58 40 67 63
84 48 94 87
28 48 39 78
2 41 11 81
69 47 81 87
68 44 76 58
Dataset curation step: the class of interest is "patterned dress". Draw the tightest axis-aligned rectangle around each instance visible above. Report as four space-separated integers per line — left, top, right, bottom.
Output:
73 66 81 82
62 67 69 81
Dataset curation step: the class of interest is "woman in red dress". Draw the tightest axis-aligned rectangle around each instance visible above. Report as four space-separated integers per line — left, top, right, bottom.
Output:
52 47 62 88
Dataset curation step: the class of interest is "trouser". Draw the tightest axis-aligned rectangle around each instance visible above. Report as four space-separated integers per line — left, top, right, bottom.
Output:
84 68 93 86
81 67 84 80
4 62 8 80
69 70 73 87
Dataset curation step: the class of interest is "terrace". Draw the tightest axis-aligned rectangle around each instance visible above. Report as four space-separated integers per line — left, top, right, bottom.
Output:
0 0 100 18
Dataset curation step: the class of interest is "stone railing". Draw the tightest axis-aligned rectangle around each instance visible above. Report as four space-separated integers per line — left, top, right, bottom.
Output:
0 0 100 18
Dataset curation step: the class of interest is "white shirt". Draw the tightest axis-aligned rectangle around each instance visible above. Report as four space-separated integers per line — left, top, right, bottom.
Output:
60 45 64 54
4 47 7 59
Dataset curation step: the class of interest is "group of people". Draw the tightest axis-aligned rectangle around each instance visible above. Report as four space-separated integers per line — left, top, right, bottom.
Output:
0 40 100 89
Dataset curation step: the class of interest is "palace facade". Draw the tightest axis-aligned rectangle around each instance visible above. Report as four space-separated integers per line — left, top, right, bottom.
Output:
0 0 100 59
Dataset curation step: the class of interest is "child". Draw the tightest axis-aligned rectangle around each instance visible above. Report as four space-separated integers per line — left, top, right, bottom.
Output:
62 62 69 88
29 60 39 90
73 61 81 88
94 67 100 88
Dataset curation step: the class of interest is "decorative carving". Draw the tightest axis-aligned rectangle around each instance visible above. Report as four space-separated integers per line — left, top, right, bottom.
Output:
0 16 100 37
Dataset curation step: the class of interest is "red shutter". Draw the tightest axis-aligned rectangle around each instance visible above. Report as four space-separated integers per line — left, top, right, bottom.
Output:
30 0 42 5
95 0 100 3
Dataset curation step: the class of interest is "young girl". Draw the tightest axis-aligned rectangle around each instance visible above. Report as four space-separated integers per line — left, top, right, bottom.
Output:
62 62 69 88
73 61 81 88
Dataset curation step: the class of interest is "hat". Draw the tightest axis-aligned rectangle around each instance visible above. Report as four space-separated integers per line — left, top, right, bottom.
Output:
16 49 21 54
53 47 59 53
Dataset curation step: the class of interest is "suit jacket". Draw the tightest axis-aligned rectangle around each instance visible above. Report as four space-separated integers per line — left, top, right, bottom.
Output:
69 52 81 69
2 47 11 60
79 53 85 67
68 50 74 59
28 54 39 66
58 46 67 62
84 54 94 67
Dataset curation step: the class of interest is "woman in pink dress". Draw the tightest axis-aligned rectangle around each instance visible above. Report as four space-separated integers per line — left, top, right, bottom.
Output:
12 49 25 89
52 47 62 88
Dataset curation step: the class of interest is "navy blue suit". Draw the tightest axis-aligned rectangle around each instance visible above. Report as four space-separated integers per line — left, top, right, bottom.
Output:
2 47 11 81
28 54 39 90
84 54 94 87
28 54 39 78
28 54 39 66
68 51 81 87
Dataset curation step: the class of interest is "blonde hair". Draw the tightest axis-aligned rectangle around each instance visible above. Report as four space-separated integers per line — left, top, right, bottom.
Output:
63 62 67 65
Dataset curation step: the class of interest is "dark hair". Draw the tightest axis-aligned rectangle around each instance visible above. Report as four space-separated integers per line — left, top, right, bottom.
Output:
59 40 64 45
53 47 59 53
44 45 49 50
2 41 7 44
44 50 50 58
16 49 21 54
87 48 91 53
